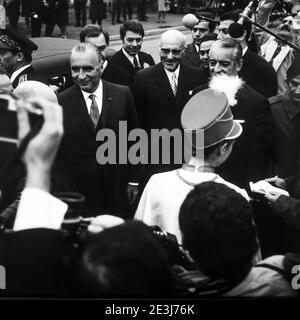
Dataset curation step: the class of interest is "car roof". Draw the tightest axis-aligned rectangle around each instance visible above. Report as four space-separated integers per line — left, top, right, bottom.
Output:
31 37 80 78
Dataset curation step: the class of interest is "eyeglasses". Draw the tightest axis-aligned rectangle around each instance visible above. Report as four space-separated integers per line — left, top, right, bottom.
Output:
209 59 232 67
96 45 107 52
160 48 183 55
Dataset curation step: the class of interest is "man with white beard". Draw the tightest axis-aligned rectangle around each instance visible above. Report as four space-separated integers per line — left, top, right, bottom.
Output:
194 38 275 189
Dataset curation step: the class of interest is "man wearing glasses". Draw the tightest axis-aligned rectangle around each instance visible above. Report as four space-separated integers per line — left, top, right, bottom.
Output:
132 30 207 187
183 19 215 68
102 20 154 89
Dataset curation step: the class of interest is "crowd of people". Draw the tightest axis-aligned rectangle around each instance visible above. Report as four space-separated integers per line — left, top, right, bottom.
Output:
1 0 300 297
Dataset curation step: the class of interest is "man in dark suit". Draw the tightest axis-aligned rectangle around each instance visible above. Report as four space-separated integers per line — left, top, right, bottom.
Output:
183 19 214 68
57 43 139 218
74 0 87 27
0 26 48 88
132 30 207 186
196 38 274 188
228 22 278 98
102 20 154 89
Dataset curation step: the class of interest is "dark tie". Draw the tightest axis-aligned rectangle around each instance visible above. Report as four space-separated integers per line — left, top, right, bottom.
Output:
89 94 100 128
269 43 282 65
133 55 140 70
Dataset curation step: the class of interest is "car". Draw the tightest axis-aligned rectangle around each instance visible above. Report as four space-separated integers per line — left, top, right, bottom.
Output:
31 37 80 92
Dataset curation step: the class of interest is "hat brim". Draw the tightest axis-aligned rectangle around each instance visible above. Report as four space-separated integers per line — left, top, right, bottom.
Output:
0 41 13 50
224 120 243 141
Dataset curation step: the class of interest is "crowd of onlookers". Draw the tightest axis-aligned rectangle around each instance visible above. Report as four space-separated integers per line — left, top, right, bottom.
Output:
1 0 300 297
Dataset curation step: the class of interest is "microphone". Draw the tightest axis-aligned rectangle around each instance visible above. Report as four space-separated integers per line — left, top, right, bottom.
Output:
228 22 245 39
182 14 199 29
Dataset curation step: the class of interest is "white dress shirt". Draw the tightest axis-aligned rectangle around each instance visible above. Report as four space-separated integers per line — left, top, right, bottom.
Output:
164 65 180 90
13 188 68 231
81 80 103 116
122 48 141 68
10 64 31 84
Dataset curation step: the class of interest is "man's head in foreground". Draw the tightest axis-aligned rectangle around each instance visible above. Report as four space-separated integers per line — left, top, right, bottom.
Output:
179 181 258 284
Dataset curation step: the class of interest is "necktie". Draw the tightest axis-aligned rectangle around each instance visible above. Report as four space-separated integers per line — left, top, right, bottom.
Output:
89 94 100 128
133 55 140 70
269 43 282 65
170 73 177 96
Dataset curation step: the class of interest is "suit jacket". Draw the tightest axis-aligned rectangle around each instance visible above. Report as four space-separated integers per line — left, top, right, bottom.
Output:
133 62 207 184
182 43 202 68
57 81 139 218
239 49 278 98
195 83 275 189
11 65 49 89
102 49 155 89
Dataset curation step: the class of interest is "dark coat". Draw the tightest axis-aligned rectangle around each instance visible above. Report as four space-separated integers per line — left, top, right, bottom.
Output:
102 49 155 89
11 65 49 89
0 229 66 296
239 49 278 98
56 81 139 218
89 0 105 21
132 62 207 183
195 83 275 189
182 43 202 68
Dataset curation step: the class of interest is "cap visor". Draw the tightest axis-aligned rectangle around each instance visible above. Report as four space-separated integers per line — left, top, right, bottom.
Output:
225 120 243 140
0 41 13 50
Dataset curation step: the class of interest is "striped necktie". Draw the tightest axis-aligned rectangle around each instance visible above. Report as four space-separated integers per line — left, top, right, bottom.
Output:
89 94 100 128
170 73 177 96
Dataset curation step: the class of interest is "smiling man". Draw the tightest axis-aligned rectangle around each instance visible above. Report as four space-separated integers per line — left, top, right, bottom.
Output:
56 42 139 218
102 20 154 89
132 30 207 188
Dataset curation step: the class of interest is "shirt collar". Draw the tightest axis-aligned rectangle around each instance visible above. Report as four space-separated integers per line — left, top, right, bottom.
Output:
11 64 31 83
242 46 248 56
122 48 139 66
164 65 180 79
81 79 103 100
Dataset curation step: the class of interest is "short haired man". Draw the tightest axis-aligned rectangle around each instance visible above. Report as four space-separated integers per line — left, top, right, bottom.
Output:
132 30 207 187
135 89 246 243
198 33 217 80
217 10 240 40
79 24 116 61
56 43 139 217
178 181 296 297
0 26 48 88
195 38 274 188
183 18 214 68
102 20 155 88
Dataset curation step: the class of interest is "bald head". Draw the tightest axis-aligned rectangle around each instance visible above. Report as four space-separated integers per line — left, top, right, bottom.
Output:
14 81 58 103
160 30 186 49
159 30 186 72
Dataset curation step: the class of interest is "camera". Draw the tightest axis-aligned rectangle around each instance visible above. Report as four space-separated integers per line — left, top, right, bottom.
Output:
0 94 44 144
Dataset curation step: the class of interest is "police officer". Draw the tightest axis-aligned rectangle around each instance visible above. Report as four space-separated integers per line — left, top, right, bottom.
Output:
0 26 48 88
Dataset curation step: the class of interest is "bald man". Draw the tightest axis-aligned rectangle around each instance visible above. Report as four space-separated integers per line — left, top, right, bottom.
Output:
132 30 207 188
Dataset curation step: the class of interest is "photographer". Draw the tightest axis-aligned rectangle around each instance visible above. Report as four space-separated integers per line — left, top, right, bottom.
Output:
0 95 68 296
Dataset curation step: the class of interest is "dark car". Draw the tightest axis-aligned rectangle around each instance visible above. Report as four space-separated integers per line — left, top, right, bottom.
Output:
31 37 80 92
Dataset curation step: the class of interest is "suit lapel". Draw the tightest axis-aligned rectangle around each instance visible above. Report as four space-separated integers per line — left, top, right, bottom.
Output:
72 86 95 133
154 63 176 104
119 49 136 74
98 80 112 129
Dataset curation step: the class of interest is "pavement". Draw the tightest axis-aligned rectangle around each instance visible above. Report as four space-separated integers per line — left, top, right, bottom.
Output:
17 10 186 42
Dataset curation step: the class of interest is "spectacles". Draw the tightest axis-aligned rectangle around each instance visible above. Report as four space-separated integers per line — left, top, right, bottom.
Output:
209 59 232 67
160 48 183 55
